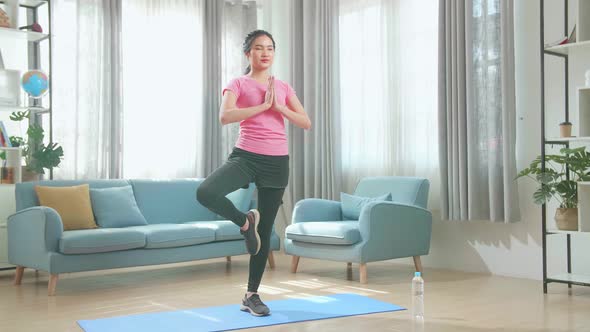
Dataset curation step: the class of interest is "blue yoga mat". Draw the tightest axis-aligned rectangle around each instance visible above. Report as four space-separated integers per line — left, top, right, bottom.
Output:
78 293 405 332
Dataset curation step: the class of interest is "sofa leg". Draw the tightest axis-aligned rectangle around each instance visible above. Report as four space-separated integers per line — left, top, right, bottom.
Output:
291 256 300 273
413 256 423 274
360 263 367 284
267 251 276 269
226 256 231 263
14 266 24 286
48 274 59 296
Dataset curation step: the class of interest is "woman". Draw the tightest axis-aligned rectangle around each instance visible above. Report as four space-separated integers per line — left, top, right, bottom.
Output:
196 30 311 316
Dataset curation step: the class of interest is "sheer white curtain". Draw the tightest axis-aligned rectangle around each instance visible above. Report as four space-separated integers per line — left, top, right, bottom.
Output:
52 0 122 179
121 0 204 178
220 0 258 159
339 0 439 208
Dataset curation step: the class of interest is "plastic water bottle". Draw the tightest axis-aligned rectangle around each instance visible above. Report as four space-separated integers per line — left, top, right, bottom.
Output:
411 272 424 322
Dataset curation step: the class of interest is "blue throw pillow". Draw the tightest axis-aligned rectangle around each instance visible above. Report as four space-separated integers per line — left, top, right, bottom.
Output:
90 185 148 228
341 192 392 220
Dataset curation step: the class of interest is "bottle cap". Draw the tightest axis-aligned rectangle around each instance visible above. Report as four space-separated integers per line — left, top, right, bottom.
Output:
415 272 421 277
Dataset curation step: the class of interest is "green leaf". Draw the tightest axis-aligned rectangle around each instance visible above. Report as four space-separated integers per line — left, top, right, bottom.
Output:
9 136 25 148
533 186 553 205
9 111 30 122
27 124 44 143
537 172 556 184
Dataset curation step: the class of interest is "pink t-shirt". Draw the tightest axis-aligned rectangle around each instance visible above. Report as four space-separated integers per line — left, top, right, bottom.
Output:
222 75 296 156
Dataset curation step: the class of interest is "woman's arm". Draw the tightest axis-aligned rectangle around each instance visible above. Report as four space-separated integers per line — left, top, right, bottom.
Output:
274 94 311 130
219 78 274 125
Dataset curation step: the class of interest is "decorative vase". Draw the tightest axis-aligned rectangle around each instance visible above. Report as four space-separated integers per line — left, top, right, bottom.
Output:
21 166 40 182
559 122 572 137
555 208 578 231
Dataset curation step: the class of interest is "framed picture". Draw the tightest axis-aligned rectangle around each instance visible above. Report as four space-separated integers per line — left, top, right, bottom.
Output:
0 69 21 106
0 121 10 147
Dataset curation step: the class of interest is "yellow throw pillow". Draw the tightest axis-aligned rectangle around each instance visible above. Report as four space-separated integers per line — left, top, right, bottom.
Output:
35 184 97 231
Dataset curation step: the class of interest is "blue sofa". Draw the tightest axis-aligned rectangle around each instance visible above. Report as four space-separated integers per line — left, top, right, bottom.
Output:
8 179 280 295
285 176 432 283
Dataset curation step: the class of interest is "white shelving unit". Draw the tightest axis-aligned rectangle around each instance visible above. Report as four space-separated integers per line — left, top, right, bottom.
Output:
548 273 590 286
0 183 15 269
541 0 590 291
0 0 51 270
577 0 590 42
545 40 590 55
546 229 590 235
577 182 590 232
0 26 48 42
18 0 48 8
0 147 21 184
0 105 49 114
579 87 590 136
546 136 590 143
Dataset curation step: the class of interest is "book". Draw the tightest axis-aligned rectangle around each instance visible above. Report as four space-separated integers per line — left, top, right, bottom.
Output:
545 36 568 48
545 25 576 48
0 121 11 147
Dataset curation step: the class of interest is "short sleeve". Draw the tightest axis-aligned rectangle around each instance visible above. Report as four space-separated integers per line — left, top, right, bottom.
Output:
222 78 240 98
285 82 296 99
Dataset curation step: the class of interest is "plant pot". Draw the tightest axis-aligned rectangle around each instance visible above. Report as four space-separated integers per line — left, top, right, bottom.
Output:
21 166 40 182
559 122 572 137
555 208 578 231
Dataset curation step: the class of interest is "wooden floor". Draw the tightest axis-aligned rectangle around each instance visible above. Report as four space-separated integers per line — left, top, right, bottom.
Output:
1 252 590 332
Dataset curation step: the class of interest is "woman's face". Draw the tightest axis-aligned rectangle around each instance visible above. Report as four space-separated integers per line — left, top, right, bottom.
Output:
246 35 275 71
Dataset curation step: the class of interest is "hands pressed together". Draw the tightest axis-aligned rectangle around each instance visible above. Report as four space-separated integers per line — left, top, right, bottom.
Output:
263 76 287 114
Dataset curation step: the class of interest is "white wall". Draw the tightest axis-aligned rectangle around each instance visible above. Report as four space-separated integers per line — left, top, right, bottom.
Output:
419 0 590 281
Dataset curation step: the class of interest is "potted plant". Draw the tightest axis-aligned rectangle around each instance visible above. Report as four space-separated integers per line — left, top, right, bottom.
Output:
1 110 63 181
516 146 590 231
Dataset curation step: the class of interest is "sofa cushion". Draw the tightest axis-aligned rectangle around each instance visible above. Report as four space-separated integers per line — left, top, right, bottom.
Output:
16 179 131 211
35 184 98 231
59 228 146 254
128 224 216 249
341 192 392 220
185 220 242 241
285 221 361 245
129 179 218 224
90 185 148 228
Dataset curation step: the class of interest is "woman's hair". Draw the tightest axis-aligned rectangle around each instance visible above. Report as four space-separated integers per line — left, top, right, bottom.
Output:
243 30 276 74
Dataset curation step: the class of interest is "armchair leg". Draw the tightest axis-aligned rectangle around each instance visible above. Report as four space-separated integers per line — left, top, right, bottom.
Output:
360 263 367 284
14 266 24 286
267 251 276 269
48 274 59 296
413 256 423 274
291 256 300 273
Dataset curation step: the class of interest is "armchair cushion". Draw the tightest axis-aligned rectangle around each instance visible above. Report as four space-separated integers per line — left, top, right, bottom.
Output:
341 192 392 220
285 221 361 245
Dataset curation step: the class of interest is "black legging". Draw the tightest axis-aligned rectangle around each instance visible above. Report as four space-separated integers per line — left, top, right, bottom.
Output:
196 147 288 292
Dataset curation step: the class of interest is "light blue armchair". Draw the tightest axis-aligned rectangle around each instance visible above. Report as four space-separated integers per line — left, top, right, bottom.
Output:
284 176 432 283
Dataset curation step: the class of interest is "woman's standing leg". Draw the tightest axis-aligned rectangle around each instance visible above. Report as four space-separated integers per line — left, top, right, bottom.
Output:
247 187 285 292
241 187 284 316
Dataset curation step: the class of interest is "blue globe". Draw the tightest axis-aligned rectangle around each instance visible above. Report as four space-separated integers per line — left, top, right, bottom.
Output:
21 70 49 99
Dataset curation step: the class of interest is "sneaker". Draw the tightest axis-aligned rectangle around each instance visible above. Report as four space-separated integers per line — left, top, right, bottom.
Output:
240 209 261 255
241 293 270 316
